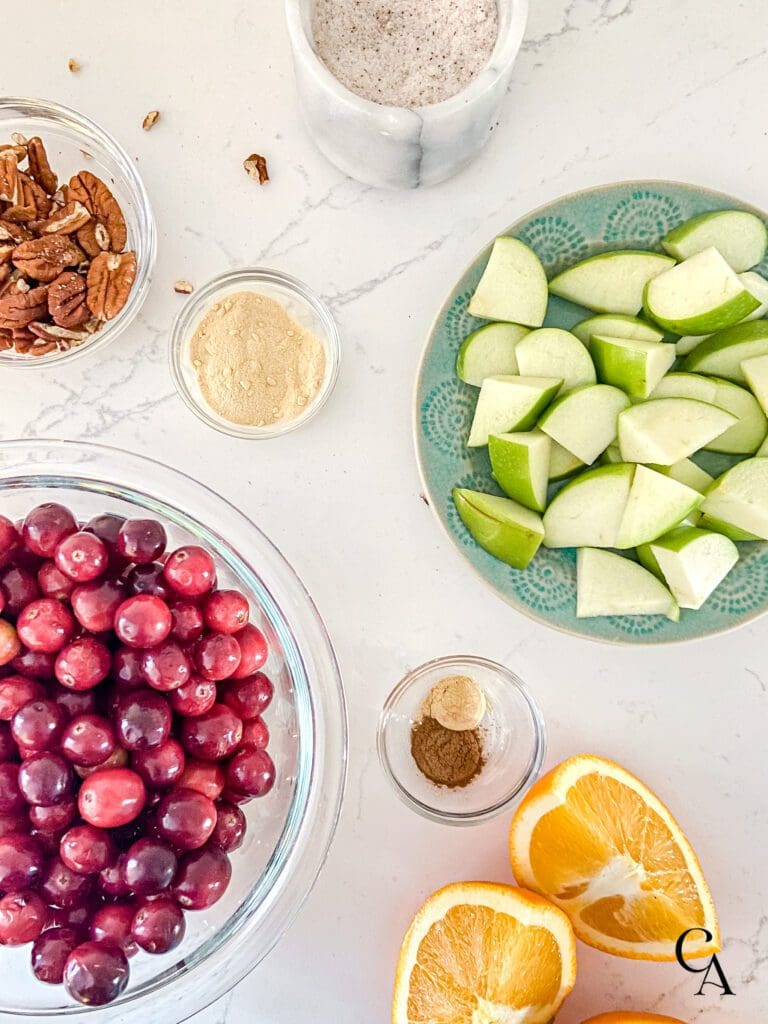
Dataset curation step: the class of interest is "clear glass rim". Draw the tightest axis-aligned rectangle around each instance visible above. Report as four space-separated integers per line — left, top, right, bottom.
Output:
377 654 546 826
0 96 157 370
168 267 341 440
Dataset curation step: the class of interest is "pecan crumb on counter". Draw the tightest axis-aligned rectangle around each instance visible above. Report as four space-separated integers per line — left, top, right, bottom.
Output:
244 154 269 185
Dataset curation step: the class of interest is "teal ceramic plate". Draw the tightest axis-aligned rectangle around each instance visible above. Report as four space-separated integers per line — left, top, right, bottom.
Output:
414 180 768 645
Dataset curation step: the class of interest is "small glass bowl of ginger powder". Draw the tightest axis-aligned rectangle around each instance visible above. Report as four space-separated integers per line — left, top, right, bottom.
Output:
170 268 340 439
377 655 546 826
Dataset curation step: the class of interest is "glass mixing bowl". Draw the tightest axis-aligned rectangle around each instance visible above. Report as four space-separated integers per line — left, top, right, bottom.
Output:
0 440 347 1024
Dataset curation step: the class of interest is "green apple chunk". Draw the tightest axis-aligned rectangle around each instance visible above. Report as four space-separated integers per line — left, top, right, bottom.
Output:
615 465 702 548
590 335 676 399
576 548 679 621
548 441 584 481
514 328 596 391
468 237 548 327
682 319 768 382
543 464 633 548
452 488 544 569
549 250 674 316
700 457 768 540
741 353 768 415
538 384 630 464
651 372 767 454
638 526 739 610
571 314 664 345
618 398 737 464
456 323 529 386
468 375 562 447
489 430 551 512
676 271 768 356
601 443 623 464
647 458 714 524
661 210 768 272
645 247 760 335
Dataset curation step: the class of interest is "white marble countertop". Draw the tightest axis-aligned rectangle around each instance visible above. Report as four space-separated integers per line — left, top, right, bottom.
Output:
4 0 766 1020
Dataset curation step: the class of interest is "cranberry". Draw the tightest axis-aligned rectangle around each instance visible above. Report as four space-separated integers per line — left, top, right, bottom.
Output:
114 689 171 750
221 672 273 720
157 788 216 850
50 685 98 719
11 698 65 750
123 837 177 895
172 845 231 910
116 518 167 565
84 513 126 550
40 856 93 908
131 896 185 954
63 940 129 1006
48 898 99 931
195 633 241 681
61 714 115 767
32 926 82 983
75 746 128 779
98 856 132 899
0 620 20 666
0 722 16 761
177 759 225 801
30 826 66 855
169 676 216 717
226 747 275 798
71 577 125 633
54 531 108 583
169 601 204 644
231 623 268 678
78 768 146 828
0 675 44 720
18 751 73 805
0 810 28 837
132 738 185 789
111 646 144 688
210 801 246 852
241 716 269 750
17 599 75 654
125 561 171 599
60 825 115 874
180 704 242 761
0 567 40 618
89 902 138 956
11 649 55 681
0 515 20 569
29 800 77 832
163 546 215 598
37 560 76 601
114 595 171 648
22 504 77 559
0 890 47 944
141 641 190 692
203 590 249 634
0 834 44 889
55 637 111 690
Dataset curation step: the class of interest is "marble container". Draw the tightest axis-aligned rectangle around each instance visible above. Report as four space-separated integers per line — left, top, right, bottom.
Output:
285 0 529 189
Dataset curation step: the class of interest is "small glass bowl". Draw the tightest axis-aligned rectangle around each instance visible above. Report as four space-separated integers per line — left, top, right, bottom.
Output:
0 97 156 368
169 268 341 439
378 655 545 825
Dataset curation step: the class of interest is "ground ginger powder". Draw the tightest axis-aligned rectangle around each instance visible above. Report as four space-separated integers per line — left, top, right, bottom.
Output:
190 291 326 427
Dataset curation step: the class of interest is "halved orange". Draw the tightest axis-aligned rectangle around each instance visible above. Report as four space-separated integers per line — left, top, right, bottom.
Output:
509 755 719 961
582 1015 686 1024
392 881 577 1024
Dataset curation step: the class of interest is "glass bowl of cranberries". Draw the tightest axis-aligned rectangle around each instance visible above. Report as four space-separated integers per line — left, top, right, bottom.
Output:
0 439 347 1021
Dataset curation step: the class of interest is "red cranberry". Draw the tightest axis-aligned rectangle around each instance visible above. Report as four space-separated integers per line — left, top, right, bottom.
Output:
78 768 146 828
0 764 25 812
180 704 242 761
172 845 231 910
18 751 73 805
221 672 273 720
98 855 132 898
0 810 27 837
30 826 67 855
141 641 190 692
123 837 177 895
60 825 115 874
117 519 167 565
231 623 268 678
163 546 215 598
195 633 241 681
169 676 216 717
157 788 217 850
50 684 98 718
0 721 16 761
241 716 269 750
169 601 204 644
75 746 128 779
131 897 185 954
11 649 55 681
114 689 171 750
0 675 44 720
0 515 20 569
37 561 76 601
48 897 99 931
125 561 171 599
0 890 47 944
210 802 246 852
32 926 83 983
22 504 77 559
17 599 75 654
54 531 108 583
63 940 129 1006
89 902 138 956
226 747 275 798
29 800 77 832
0 834 44 889
40 856 93 908
203 590 249 634
114 595 171 648
0 567 40 618
61 714 115 767
111 646 144 688
0 620 20 666
55 637 111 690
71 577 125 633
132 738 185 789
177 760 225 801
11 698 65 750
84 513 126 551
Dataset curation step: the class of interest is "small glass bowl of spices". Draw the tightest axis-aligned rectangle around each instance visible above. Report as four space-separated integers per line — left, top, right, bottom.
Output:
169 267 340 439
377 655 545 825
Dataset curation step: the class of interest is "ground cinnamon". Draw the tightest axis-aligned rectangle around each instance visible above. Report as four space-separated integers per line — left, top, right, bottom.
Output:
410 716 483 788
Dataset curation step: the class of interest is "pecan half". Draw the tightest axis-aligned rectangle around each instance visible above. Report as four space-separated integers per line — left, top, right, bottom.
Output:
48 271 90 328
37 201 91 236
86 251 136 321
67 171 126 254
28 321 89 347
0 145 27 162
0 220 32 244
0 152 21 204
0 285 49 328
77 221 111 258
0 244 14 265
12 235 84 283
4 174 52 223
27 138 58 195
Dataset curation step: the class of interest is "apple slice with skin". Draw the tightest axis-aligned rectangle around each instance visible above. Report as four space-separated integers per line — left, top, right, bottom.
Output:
489 430 551 512
538 384 630 464
456 323 529 386
682 320 768 383
548 440 584 481
615 465 703 548
543 464 634 548
618 398 737 464
637 526 739 609
590 335 676 399
468 375 562 446
452 488 544 569
651 372 767 454
646 457 714 526
468 237 548 327
514 328 596 392
576 548 679 621
676 270 768 355
700 457 768 540
741 353 768 415
549 250 674 315
571 313 664 345
661 210 768 272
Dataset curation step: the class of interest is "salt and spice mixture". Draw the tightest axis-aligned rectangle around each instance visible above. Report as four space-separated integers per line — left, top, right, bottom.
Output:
411 675 487 788
189 291 326 428
312 0 500 108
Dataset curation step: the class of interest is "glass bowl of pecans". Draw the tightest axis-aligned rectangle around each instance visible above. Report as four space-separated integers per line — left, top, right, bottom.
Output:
0 98 156 367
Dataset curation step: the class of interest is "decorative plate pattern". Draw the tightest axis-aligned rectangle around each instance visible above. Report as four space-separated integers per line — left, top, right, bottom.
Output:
414 181 768 644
